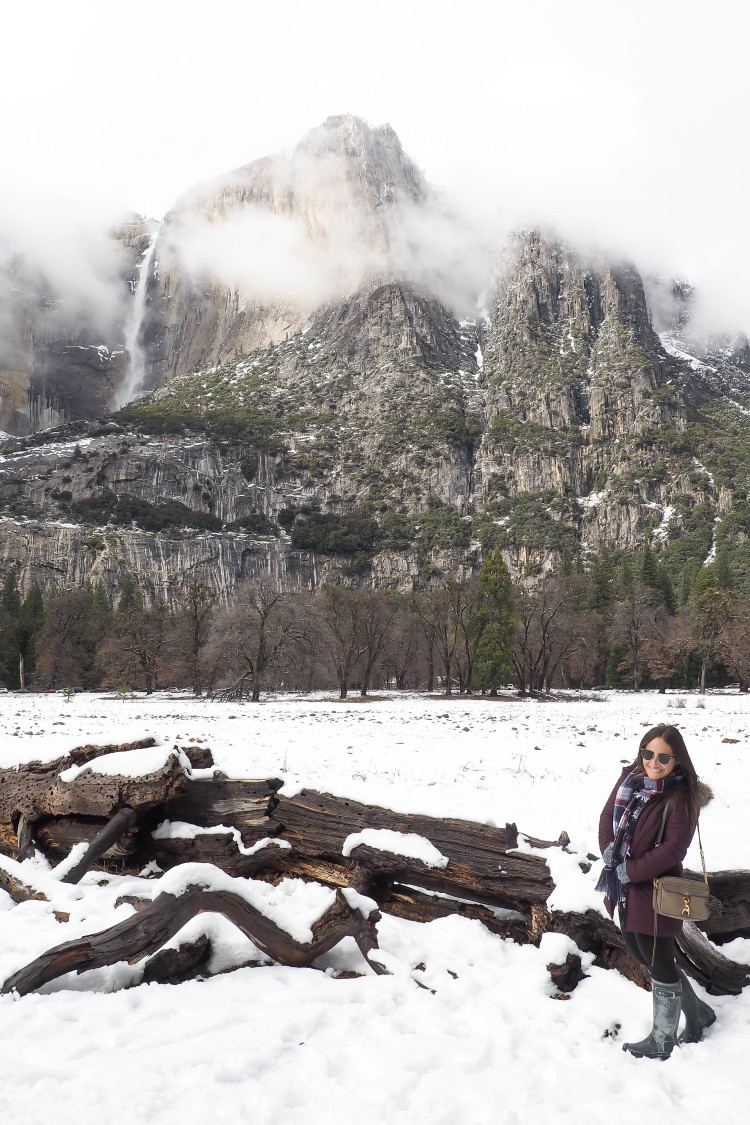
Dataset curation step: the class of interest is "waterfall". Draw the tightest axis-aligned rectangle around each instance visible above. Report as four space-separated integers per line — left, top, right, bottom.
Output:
118 232 158 408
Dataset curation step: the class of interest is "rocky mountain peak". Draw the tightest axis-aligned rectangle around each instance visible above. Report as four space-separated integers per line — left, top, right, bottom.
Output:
142 115 433 389
291 115 428 228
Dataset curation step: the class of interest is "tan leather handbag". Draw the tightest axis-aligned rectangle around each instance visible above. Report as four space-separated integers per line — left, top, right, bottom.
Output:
652 812 710 922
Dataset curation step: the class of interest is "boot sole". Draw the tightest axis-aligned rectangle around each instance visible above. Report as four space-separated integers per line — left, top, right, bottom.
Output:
622 1044 675 1060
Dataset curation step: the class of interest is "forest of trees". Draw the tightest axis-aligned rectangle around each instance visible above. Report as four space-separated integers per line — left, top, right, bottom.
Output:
0 542 746 699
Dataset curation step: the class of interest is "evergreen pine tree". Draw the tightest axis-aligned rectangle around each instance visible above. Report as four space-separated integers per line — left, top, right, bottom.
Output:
117 573 143 613
656 562 677 615
589 547 615 611
713 550 732 590
677 559 701 607
636 542 659 588
692 564 715 600
473 550 515 695
616 555 635 598
605 642 629 688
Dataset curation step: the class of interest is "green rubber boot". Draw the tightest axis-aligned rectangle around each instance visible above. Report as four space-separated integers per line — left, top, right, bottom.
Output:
623 979 682 1060
677 969 716 1044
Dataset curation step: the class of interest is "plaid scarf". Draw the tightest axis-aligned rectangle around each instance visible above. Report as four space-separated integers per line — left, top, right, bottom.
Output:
596 768 678 917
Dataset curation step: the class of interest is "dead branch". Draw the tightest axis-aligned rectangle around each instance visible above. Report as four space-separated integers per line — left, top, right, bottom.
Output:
2 885 385 997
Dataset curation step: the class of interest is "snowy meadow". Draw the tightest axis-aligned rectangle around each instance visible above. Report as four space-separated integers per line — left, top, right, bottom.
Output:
0 689 748 1125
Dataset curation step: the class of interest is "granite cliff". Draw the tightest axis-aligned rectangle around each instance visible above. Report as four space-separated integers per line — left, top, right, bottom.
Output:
0 117 748 601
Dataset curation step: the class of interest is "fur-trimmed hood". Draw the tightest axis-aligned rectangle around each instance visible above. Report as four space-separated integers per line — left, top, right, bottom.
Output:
663 775 713 818
696 779 713 810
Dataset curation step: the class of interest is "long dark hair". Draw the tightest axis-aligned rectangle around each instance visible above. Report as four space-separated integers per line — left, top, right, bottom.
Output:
630 724 701 824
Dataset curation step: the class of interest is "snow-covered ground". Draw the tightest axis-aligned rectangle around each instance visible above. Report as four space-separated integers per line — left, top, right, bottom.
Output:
0 689 748 1124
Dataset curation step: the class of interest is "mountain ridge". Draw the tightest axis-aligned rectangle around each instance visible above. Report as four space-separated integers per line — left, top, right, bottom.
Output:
1 116 750 602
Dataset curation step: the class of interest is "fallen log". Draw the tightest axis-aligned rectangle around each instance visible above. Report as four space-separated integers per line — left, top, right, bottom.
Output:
677 921 750 995
34 816 139 863
2 885 385 997
380 885 528 944
68 738 158 766
161 778 282 847
3 749 750 997
269 788 519 861
61 807 140 884
547 909 651 990
268 790 552 912
691 869 750 944
344 840 552 914
0 749 188 834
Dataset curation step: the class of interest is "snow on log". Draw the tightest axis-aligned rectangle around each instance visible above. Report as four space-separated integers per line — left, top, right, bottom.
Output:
2 747 750 997
0 856 49 905
1 883 385 997
269 789 552 912
0 741 189 830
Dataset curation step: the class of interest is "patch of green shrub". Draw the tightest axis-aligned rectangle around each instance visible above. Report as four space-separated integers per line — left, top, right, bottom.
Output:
68 490 222 532
227 512 279 536
416 502 471 550
291 510 379 554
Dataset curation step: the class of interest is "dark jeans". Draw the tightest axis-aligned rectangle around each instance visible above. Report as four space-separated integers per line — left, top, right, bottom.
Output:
623 931 679 984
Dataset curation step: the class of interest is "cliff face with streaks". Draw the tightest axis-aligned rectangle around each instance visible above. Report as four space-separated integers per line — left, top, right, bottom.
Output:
1 118 750 599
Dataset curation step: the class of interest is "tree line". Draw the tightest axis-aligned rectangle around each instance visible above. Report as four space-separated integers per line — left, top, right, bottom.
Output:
0 541 745 698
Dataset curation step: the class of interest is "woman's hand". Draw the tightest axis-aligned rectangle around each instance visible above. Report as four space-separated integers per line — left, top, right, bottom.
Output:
602 842 614 865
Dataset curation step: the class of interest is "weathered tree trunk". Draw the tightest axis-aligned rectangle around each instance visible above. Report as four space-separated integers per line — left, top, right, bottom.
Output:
2 886 385 997
677 920 750 995
0 738 184 836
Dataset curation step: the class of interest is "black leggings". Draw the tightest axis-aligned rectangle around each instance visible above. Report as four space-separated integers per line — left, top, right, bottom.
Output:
623 931 679 984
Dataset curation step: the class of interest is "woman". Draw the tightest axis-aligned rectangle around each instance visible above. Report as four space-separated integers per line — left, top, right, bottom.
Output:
597 723 714 1059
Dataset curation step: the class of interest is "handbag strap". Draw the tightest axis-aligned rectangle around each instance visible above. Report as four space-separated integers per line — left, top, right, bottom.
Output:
652 803 708 963
656 806 708 885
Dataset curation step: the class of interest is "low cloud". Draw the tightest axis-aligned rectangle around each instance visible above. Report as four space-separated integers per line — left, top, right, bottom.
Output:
171 203 380 311
0 186 132 370
167 138 500 325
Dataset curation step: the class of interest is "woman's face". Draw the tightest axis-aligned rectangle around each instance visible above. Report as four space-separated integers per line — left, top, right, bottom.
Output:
641 735 677 781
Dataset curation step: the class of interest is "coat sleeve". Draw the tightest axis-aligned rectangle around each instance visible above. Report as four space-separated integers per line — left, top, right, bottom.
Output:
624 801 694 885
598 773 625 855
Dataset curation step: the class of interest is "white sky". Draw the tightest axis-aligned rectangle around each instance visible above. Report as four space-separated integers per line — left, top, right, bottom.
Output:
3 0 750 332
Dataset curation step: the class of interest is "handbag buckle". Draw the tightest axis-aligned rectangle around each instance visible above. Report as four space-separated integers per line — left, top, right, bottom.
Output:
682 896 691 917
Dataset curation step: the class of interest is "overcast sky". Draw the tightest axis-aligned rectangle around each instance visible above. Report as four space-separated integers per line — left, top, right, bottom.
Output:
3 0 749 332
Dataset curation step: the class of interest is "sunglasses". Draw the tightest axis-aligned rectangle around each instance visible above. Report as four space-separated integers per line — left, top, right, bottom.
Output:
641 749 675 766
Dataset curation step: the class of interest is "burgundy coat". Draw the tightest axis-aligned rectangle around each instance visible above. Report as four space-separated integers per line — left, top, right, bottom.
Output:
598 768 696 936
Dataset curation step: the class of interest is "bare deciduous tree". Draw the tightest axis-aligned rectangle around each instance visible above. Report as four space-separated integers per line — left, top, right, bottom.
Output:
314 585 368 700
166 579 217 696
641 606 692 693
35 587 106 689
212 581 313 702
380 601 425 690
609 586 666 691
357 590 400 697
99 605 170 694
